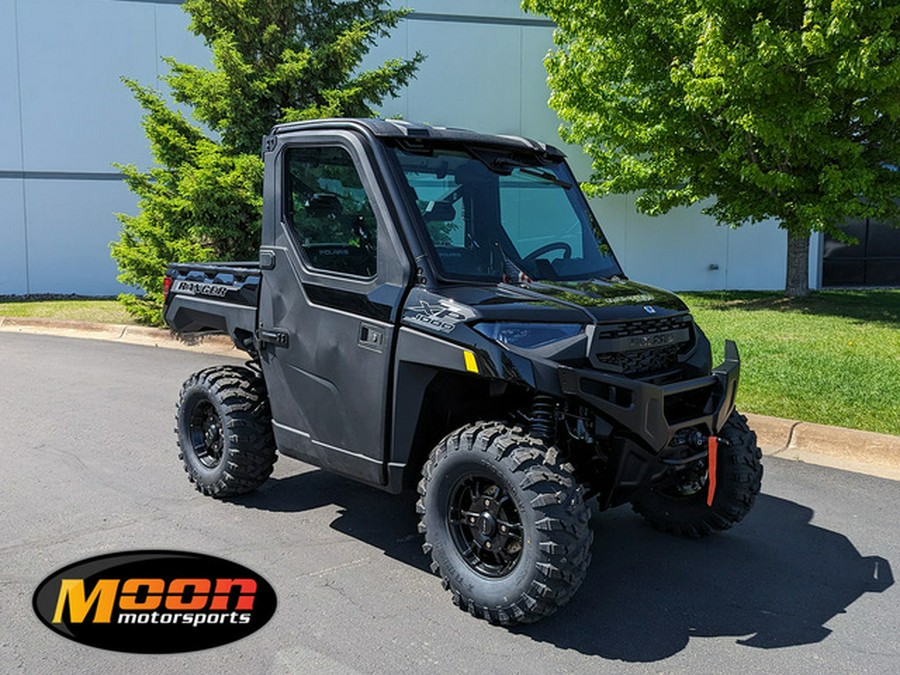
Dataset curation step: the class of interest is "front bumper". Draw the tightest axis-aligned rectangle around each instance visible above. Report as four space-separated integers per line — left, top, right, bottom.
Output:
558 340 741 453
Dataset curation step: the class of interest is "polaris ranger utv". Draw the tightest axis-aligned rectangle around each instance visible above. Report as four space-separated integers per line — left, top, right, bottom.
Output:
164 118 762 625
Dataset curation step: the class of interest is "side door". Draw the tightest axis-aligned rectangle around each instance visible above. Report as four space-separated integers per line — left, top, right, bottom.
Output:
258 132 410 486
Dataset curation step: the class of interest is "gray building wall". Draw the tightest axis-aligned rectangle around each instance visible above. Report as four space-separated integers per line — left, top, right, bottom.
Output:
0 0 808 296
1 0 207 295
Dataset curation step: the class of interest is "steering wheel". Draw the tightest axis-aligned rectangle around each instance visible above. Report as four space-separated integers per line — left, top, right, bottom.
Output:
523 241 572 263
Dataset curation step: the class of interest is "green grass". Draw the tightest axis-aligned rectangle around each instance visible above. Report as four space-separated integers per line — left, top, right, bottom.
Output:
0 298 135 324
682 290 900 436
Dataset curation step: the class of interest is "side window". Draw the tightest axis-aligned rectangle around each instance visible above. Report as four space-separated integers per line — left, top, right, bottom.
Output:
284 146 377 277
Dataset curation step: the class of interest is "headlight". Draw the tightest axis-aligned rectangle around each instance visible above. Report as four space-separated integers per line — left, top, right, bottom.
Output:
473 322 583 349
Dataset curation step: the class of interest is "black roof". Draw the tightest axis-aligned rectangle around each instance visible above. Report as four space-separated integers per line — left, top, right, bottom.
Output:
270 118 565 159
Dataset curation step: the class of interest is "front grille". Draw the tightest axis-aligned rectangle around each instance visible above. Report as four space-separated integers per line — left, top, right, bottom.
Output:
594 344 681 375
594 314 692 342
590 314 693 376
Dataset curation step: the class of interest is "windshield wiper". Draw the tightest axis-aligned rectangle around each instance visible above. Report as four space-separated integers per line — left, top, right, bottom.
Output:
490 158 573 189
496 246 532 285
463 147 573 189
514 166 572 189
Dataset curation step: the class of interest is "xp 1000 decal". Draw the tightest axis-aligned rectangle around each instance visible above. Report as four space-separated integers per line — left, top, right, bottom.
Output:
32 551 276 653
404 299 475 333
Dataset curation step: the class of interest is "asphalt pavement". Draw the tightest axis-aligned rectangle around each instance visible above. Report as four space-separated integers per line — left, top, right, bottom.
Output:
1 332 898 674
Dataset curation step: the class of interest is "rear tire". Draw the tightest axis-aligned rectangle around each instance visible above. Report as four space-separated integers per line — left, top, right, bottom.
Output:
631 410 762 537
417 421 592 625
175 365 276 498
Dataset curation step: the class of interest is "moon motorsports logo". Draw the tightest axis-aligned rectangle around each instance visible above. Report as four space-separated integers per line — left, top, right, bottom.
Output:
32 550 276 653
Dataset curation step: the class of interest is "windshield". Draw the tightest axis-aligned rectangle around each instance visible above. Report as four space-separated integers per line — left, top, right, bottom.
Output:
389 142 622 283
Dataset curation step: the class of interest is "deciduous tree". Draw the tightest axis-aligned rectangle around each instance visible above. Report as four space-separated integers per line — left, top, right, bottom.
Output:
524 0 900 295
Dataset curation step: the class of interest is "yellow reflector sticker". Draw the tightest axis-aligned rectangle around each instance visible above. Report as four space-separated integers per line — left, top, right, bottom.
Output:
463 350 479 373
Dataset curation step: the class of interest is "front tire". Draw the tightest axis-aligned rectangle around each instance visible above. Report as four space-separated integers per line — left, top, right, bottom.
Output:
631 410 763 537
175 365 276 498
417 421 593 625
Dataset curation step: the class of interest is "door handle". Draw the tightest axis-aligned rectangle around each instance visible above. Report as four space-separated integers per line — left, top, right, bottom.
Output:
357 323 385 352
259 328 289 348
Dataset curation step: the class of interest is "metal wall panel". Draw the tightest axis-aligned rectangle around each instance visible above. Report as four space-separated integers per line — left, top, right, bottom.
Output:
0 0 804 294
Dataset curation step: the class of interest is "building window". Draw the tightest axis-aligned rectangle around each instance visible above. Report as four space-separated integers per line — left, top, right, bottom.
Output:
822 220 900 287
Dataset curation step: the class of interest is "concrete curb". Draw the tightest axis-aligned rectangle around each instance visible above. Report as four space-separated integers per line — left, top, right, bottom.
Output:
0 316 237 355
746 413 900 481
2 316 898 481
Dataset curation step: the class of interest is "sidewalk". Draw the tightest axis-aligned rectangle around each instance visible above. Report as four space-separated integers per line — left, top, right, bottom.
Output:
2 315 898 481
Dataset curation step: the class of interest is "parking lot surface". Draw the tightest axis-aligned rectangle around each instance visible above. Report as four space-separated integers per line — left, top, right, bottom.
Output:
1 333 897 674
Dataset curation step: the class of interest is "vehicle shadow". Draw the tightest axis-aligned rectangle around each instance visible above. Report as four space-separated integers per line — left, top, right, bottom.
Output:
514 494 893 660
232 470 893 661
230 468 430 573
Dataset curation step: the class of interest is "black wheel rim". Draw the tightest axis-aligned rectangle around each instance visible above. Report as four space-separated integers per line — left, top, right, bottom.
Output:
448 474 523 578
188 400 224 469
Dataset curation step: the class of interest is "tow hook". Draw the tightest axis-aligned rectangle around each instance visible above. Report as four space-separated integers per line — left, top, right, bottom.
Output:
706 436 719 506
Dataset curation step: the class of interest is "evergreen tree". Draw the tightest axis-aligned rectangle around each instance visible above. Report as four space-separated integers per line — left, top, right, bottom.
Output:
113 0 422 323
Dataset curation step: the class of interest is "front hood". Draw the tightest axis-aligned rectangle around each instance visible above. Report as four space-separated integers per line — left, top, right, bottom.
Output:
520 279 688 322
400 279 689 341
407 279 687 325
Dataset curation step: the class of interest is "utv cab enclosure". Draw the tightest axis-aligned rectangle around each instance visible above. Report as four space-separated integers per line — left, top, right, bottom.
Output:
164 118 762 625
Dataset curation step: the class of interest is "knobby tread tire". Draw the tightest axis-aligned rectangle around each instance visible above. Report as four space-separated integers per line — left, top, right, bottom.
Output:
417 421 593 625
631 410 763 538
176 365 277 498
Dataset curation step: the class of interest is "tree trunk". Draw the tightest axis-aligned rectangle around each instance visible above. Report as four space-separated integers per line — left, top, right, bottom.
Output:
785 232 810 297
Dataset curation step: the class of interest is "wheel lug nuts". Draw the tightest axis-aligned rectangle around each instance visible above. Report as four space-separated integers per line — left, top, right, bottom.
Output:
500 525 506 533
484 499 490 507
485 541 492 549
469 517 476 524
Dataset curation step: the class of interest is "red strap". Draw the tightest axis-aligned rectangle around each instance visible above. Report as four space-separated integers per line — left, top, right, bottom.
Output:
706 436 718 507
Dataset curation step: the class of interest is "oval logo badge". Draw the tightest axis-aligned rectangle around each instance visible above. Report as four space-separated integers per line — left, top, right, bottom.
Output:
32 550 276 653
